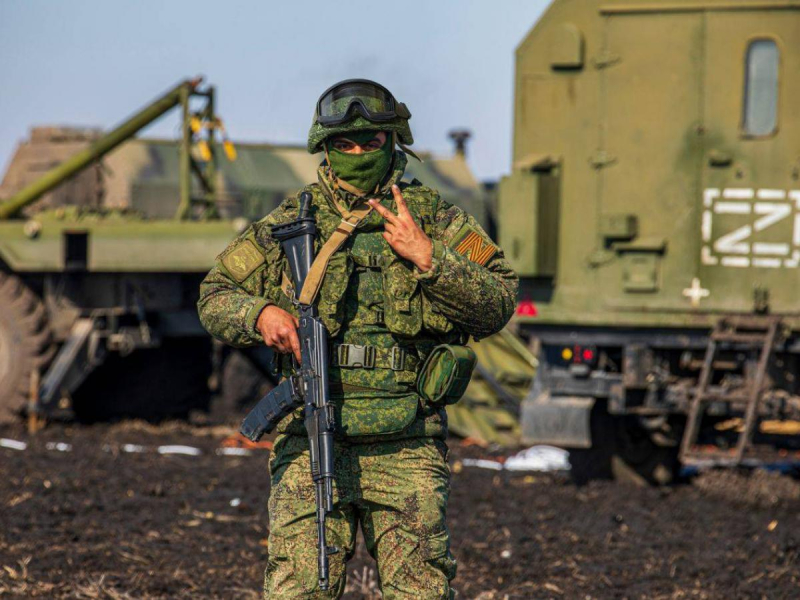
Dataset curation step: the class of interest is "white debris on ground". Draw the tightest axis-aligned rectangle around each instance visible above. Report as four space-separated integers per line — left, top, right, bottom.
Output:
157 445 203 456
121 443 146 453
2 438 264 458
216 447 252 457
461 445 571 472
45 442 73 452
461 458 505 471
504 445 570 471
0 438 27 451
2 438 572 472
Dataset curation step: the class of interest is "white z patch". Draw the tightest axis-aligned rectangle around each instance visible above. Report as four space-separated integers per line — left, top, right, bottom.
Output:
702 189 800 268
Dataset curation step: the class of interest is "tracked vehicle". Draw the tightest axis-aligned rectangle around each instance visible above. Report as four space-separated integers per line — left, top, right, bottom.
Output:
0 78 487 423
0 78 245 422
500 0 800 482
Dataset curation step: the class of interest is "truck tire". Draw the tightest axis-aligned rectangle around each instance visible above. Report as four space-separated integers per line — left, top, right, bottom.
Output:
569 401 615 484
72 338 213 422
570 404 680 486
610 416 680 486
213 350 274 421
0 273 54 423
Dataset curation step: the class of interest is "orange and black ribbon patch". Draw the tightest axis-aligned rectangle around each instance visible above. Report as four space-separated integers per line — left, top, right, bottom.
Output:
450 224 497 267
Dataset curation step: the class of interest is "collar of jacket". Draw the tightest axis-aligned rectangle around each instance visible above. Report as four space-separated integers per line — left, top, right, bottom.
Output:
317 151 409 212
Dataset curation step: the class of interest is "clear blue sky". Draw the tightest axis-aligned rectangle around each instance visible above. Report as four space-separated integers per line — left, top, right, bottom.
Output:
0 0 548 182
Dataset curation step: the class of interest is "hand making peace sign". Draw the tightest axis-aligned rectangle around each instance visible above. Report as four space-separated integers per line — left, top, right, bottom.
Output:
368 185 433 273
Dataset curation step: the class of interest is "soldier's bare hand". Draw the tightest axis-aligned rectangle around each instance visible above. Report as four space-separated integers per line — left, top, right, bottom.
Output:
256 305 301 363
368 185 433 272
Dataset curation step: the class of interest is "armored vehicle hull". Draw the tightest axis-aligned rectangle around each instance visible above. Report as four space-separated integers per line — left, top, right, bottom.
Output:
499 0 800 481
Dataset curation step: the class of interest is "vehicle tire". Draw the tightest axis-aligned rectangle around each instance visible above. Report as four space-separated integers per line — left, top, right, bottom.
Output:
569 401 614 485
610 416 681 486
0 273 54 424
214 350 274 420
72 338 213 422
569 403 680 486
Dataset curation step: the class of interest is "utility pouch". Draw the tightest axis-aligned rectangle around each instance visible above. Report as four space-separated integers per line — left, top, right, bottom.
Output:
416 344 477 406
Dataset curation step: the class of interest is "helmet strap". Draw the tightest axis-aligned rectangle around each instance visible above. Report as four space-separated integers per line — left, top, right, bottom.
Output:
394 131 422 162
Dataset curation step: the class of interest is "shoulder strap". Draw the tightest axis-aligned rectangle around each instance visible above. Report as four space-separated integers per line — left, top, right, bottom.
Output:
297 202 373 305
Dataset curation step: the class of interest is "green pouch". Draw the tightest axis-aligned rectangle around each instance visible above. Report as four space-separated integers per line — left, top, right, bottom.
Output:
416 344 477 406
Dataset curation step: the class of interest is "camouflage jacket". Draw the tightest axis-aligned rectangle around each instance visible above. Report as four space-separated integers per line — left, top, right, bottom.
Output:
198 152 518 440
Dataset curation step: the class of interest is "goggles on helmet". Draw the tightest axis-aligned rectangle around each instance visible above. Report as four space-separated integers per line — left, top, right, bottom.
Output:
315 79 411 126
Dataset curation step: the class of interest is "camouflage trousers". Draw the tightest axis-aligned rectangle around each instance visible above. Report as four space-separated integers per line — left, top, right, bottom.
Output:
264 434 457 599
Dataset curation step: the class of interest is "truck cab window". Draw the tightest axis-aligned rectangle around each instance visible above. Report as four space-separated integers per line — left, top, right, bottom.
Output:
742 39 779 136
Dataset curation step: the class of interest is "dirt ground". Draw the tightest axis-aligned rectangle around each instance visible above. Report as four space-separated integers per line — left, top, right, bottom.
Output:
1 417 799 600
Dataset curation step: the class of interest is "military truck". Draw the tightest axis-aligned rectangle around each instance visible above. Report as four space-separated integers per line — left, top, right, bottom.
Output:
0 78 488 424
499 0 800 482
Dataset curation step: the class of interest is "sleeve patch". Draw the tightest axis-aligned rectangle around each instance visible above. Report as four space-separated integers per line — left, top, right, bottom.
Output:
221 239 265 283
450 224 497 267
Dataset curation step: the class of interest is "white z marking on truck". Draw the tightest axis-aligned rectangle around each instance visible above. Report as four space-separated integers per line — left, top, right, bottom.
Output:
702 188 800 268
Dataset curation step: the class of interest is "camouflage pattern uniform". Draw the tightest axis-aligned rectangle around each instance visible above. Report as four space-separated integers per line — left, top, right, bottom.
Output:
198 148 518 598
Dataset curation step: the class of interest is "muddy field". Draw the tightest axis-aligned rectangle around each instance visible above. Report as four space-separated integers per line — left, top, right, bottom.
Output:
1 418 799 599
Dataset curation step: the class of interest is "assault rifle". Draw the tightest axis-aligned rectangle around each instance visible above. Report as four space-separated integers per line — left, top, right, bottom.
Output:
240 191 337 591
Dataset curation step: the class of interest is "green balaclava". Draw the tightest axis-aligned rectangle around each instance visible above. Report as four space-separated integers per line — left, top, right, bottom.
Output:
325 130 393 195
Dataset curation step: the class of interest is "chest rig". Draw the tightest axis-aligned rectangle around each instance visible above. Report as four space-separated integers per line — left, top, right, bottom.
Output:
300 181 453 342
269 178 466 437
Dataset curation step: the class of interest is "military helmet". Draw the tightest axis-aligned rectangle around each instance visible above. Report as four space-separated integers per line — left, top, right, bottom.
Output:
307 79 414 154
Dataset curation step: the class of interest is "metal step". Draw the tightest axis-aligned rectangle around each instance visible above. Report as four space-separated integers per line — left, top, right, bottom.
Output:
710 332 770 344
695 391 751 404
681 450 741 467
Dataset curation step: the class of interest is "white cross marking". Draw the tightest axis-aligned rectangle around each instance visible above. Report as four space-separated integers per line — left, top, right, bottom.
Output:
682 277 710 307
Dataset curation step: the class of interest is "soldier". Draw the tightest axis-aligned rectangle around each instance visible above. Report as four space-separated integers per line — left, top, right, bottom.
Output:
197 79 518 599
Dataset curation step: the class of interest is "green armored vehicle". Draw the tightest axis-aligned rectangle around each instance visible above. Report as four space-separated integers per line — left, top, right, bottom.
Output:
0 78 487 423
499 0 800 481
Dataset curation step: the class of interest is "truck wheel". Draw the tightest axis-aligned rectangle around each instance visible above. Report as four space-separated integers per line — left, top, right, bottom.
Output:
569 401 614 484
569 404 680 486
213 350 274 420
0 273 53 423
610 416 680 486
72 339 213 422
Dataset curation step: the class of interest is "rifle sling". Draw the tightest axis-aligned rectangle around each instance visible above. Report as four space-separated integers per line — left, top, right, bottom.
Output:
297 202 373 305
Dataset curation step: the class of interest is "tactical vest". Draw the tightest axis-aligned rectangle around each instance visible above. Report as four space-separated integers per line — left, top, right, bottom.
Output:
266 182 460 437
